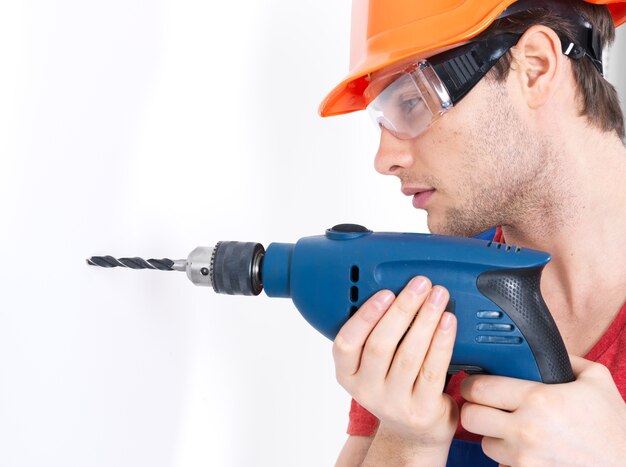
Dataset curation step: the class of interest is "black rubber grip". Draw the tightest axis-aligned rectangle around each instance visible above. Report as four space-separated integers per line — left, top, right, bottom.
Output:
477 267 575 384
212 242 264 296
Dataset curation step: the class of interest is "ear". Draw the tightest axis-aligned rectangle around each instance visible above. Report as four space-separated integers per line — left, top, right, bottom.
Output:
508 25 565 109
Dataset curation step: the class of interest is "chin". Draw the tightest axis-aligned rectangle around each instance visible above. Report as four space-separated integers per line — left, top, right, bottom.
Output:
426 216 451 236
427 215 486 238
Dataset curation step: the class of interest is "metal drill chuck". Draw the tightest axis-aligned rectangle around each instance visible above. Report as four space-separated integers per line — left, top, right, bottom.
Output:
185 246 215 287
206 242 265 295
86 241 265 296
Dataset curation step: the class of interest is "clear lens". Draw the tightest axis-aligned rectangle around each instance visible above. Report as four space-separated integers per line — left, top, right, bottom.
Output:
365 61 452 140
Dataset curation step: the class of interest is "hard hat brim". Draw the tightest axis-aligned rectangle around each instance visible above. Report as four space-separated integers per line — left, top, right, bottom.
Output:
319 0 626 118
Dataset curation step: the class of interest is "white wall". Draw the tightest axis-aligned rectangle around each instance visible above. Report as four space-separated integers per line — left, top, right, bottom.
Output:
0 2 624 467
0 2 417 467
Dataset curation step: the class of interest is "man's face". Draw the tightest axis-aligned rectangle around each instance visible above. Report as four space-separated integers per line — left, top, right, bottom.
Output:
372 66 558 238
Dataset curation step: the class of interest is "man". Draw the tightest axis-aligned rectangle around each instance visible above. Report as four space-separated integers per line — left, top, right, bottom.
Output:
319 0 626 465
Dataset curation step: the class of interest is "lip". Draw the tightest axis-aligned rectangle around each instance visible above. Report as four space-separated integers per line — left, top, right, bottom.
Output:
401 186 436 208
412 189 435 208
401 186 435 197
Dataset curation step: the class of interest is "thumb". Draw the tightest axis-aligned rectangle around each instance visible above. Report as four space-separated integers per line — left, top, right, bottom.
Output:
569 354 595 378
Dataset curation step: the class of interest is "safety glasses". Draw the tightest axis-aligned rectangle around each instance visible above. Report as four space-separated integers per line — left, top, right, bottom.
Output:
365 0 605 140
364 33 521 140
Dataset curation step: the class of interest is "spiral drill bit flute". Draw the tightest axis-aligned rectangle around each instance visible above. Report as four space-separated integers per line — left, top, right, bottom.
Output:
86 224 575 385
86 256 184 271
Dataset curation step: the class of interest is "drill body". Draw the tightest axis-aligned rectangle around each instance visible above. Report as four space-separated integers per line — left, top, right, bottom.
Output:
260 225 574 384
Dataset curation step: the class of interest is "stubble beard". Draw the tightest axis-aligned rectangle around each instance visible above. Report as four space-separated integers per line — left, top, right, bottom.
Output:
426 84 564 238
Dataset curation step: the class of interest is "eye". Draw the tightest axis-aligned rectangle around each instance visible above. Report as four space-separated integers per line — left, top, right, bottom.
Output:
399 94 423 113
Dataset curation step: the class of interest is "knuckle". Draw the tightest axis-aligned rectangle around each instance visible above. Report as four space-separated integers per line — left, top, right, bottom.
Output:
432 327 455 347
394 352 418 372
358 302 384 325
517 423 540 447
460 404 475 429
332 335 355 358
395 297 418 316
468 377 489 400
420 365 440 384
527 388 551 407
420 305 441 323
365 340 393 360
363 337 398 360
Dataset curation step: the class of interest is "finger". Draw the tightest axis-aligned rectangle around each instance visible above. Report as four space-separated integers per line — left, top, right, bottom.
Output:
386 286 451 393
481 437 510 466
412 310 457 405
333 290 395 377
460 374 539 411
460 402 512 439
358 276 432 381
387 286 449 390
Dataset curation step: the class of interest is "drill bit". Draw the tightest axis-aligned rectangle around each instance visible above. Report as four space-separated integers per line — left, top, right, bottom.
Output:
86 256 187 271
86 243 263 295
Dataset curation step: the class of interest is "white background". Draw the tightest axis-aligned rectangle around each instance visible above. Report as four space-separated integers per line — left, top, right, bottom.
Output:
0 2 624 466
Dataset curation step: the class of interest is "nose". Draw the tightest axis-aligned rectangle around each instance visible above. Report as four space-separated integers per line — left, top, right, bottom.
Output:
373 127 415 175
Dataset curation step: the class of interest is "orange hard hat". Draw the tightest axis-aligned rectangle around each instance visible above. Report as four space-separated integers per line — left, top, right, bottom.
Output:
319 0 626 117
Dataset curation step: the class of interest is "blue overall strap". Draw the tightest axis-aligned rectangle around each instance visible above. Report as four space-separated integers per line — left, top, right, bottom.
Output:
447 439 497 466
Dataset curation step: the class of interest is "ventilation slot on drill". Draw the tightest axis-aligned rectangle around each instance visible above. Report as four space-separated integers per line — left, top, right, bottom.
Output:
486 241 522 254
350 286 359 303
348 266 360 315
350 265 360 283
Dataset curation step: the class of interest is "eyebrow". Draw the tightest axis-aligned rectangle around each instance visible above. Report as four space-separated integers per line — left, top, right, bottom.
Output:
385 76 420 99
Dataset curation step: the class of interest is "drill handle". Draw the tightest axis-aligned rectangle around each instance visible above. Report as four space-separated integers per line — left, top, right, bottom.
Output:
477 266 575 384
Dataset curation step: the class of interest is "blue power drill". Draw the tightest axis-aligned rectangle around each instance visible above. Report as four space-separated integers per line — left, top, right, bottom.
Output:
87 223 575 384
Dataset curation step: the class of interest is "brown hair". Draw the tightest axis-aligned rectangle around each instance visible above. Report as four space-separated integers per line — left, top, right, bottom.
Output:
477 0 625 140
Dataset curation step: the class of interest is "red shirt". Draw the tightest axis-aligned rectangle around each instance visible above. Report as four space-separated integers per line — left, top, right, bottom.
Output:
347 226 626 442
